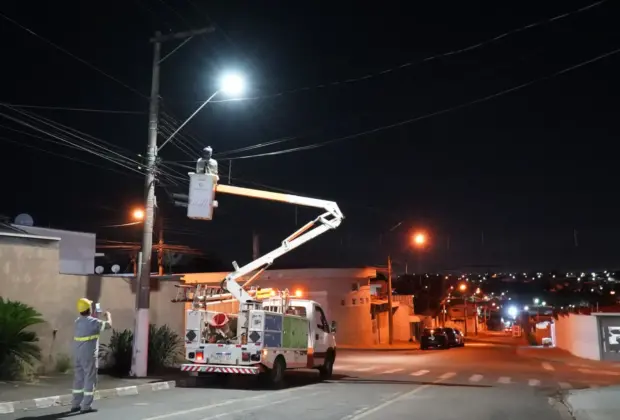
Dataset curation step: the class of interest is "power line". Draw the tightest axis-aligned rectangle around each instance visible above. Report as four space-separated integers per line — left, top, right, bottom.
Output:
200 0 609 104
218 45 620 161
0 135 143 179
0 11 148 100
0 102 145 115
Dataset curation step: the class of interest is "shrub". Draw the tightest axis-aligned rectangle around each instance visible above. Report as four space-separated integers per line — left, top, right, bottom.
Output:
0 298 44 380
55 353 72 374
101 324 182 376
100 329 133 376
148 324 183 372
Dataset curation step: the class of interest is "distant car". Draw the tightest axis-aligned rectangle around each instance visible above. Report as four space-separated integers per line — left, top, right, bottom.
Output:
421 328 450 350
443 328 465 347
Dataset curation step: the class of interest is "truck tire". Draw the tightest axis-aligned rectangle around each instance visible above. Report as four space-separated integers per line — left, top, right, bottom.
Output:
318 350 335 380
263 356 286 388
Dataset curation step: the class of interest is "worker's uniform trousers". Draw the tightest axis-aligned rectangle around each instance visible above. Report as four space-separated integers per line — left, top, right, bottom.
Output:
72 316 104 410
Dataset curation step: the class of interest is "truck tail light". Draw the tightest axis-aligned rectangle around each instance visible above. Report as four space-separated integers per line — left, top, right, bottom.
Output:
242 352 250 362
241 334 247 345
195 351 204 362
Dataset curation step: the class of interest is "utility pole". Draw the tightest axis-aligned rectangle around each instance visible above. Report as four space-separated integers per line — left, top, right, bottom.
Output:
387 255 394 345
132 27 214 378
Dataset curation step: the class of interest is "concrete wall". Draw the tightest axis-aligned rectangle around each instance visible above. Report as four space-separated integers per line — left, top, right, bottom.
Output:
554 314 601 360
0 237 183 370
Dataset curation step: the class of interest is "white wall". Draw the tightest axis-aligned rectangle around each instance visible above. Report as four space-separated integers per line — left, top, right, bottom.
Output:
554 314 600 360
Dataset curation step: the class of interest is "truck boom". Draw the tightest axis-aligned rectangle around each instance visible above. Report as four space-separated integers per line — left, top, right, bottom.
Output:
213 184 344 304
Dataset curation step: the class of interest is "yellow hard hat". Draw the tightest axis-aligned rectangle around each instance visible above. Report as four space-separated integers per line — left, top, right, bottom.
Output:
77 298 92 313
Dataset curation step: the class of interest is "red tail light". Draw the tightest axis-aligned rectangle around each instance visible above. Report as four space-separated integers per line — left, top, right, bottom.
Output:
195 351 204 362
242 352 250 362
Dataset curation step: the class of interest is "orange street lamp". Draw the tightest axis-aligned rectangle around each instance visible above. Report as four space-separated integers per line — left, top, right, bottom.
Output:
413 232 426 246
459 283 467 292
132 209 145 221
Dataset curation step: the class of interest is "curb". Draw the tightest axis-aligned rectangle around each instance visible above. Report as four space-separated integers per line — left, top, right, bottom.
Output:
0 380 176 415
338 346 420 352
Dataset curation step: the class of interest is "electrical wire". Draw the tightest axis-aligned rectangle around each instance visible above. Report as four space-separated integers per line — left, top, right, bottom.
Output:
0 11 148 100
0 109 144 175
217 45 620 161
204 0 610 104
0 135 143 179
0 104 143 167
0 102 145 114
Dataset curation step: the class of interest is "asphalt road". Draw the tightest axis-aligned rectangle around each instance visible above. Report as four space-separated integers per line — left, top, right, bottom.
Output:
6 343 619 420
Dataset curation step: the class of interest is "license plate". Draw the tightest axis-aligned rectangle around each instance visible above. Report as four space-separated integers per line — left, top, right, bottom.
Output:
212 352 232 361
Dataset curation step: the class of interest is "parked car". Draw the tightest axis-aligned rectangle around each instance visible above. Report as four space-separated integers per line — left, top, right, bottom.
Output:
443 327 465 347
420 328 450 350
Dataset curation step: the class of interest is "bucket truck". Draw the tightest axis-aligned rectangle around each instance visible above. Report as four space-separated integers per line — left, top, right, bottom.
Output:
174 172 344 386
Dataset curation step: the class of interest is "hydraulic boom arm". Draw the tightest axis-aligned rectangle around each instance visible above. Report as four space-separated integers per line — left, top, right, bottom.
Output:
214 184 344 304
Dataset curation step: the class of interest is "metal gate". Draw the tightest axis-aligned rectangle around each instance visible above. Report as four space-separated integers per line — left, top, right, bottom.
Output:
598 315 620 361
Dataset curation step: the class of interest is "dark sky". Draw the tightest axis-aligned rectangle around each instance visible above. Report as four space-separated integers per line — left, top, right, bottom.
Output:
1 0 619 271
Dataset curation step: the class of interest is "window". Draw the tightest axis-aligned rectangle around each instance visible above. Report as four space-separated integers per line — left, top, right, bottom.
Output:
315 306 329 332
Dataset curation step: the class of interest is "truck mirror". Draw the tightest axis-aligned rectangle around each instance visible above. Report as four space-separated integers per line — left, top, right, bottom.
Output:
331 320 337 332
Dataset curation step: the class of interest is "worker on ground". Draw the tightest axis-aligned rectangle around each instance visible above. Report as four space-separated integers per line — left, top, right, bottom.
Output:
71 298 112 414
196 146 218 176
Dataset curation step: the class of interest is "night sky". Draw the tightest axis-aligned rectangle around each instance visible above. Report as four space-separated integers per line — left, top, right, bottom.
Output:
1 0 619 272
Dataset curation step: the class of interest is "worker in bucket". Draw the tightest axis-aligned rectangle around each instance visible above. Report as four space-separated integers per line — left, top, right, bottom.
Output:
196 146 218 176
71 298 112 414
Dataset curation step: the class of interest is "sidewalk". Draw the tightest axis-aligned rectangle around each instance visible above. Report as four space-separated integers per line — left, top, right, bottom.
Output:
0 373 177 414
338 341 420 351
562 386 620 420
517 346 620 370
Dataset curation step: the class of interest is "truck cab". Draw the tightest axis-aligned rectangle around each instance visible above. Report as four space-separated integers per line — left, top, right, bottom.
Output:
262 298 337 370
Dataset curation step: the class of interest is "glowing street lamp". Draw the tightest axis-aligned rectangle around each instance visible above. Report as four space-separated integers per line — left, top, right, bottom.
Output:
413 232 427 246
533 298 540 305
158 72 247 152
132 209 145 221
459 283 467 292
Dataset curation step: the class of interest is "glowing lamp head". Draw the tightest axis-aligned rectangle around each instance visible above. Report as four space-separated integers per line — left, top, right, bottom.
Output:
459 284 467 292
413 233 426 246
132 209 145 221
220 73 245 96
294 289 303 298
507 306 518 319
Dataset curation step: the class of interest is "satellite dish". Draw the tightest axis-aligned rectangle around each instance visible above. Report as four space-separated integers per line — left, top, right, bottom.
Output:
14 213 34 226
111 264 120 274
95 266 104 275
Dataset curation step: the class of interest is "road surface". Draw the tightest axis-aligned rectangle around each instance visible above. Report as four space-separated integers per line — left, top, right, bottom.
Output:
7 343 619 419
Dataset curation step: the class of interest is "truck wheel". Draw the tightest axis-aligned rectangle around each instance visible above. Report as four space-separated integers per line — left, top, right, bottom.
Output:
264 356 286 388
319 351 334 380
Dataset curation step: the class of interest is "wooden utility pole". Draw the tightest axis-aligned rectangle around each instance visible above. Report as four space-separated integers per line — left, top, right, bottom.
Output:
387 255 394 345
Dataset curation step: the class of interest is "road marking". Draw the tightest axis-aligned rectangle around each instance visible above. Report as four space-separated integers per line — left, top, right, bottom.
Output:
410 369 430 376
198 395 306 420
344 377 448 420
528 379 541 387
542 362 555 371
558 382 572 389
578 368 620 376
142 385 321 419
498 376 511 384
439 372 456 380
469 374 483 382
381 368 404 374
354 366 377 372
